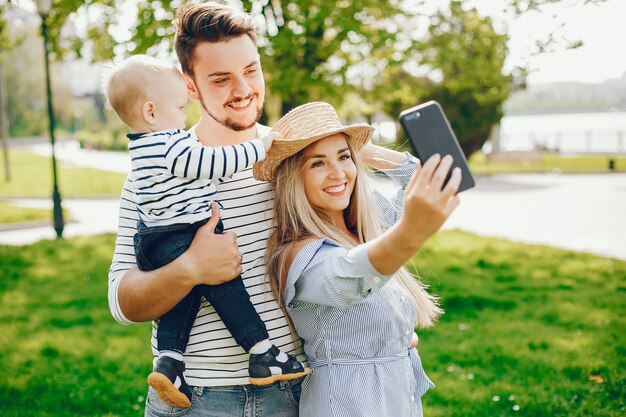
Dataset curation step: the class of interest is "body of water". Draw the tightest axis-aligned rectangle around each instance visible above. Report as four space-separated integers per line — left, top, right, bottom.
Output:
375 111 626 154
498 111 626 153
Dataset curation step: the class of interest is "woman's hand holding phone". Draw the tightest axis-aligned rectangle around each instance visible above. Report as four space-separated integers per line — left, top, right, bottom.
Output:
400 153 461 246
366 153 461 276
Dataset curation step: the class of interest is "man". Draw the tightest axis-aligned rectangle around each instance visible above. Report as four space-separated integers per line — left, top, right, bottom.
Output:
107 3 304 416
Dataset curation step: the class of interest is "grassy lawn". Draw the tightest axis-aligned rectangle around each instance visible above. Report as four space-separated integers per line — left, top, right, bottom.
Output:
385 142 625 174
0 234 151 417
412 232 626 417
469 152 626 174
0 231 624 416
0 201 69 225
0 150 127 198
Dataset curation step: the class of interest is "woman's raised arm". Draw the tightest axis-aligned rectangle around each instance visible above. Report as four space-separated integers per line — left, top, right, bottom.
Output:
366 154 461 275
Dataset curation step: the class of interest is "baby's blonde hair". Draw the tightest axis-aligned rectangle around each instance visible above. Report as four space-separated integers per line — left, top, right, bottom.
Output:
102 55 182 127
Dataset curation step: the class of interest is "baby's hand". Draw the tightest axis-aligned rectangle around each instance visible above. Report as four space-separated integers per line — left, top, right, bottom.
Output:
260 132 282 151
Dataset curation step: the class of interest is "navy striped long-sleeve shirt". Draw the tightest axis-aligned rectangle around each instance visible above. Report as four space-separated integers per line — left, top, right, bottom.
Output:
127 128 265 226
109 125 308 387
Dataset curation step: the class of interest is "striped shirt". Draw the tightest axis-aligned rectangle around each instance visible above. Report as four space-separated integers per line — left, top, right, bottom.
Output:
284 156 434 417
108 125 305 387
127 128 265 227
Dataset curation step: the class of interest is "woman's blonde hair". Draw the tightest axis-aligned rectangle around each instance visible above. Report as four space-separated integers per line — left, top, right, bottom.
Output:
265 138 443 333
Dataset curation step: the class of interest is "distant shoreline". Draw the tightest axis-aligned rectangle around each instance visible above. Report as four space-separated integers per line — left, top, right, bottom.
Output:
504 75 626 116
504 108 626 117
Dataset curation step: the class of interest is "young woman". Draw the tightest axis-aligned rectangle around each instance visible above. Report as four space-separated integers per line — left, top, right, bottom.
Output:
253 102 461 417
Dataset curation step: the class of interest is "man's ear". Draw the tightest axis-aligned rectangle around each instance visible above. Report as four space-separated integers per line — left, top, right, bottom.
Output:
183 73 199 102
142 101 157 124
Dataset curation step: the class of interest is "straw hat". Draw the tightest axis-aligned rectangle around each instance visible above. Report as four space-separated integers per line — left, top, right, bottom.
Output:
253 102 375 181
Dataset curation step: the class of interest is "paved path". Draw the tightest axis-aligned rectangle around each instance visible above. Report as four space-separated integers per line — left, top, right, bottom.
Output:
1 198 120 245
2 143 625 261
377 172 626 260
27 140 131 173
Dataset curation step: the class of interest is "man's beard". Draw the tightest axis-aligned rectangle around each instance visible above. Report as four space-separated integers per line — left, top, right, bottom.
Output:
196 85 263 132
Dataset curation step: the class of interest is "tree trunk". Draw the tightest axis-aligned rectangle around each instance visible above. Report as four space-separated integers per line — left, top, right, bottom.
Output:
0 62 10 182
460 130 489 157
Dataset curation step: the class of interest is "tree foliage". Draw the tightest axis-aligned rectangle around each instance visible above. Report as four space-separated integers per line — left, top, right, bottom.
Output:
0 3 10 50
1 0 610 153
240 0 406 120
417 1 511 155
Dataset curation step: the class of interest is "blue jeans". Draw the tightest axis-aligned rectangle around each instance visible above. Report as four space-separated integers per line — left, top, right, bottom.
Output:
134 218 269 353
144 379 302 417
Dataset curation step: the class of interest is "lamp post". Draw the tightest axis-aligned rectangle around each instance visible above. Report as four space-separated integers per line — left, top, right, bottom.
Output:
36 0 64 238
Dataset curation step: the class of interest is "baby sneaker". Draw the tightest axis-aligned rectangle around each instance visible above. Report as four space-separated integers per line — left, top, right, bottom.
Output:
248 345 310 385
147 355 192 408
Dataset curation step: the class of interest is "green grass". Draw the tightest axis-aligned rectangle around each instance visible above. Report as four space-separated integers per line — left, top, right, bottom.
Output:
0 201 69 225
0 231 624 416
411 231 626 417
469 152 626 174
0 150 127 198
0 234 151 417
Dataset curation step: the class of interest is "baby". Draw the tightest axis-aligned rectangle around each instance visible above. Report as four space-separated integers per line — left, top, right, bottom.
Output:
103 55 308 408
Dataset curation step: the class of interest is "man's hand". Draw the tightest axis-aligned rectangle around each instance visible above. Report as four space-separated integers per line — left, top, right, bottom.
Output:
117 203 242 322
176 203 242 285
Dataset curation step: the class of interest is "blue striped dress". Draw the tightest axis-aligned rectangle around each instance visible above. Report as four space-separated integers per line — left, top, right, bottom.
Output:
283 156 435 417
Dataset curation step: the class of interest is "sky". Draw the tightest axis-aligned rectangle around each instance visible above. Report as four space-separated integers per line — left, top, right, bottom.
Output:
471 0 626 84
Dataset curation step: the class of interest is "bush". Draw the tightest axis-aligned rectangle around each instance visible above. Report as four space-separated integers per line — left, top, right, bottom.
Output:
75 127 128 151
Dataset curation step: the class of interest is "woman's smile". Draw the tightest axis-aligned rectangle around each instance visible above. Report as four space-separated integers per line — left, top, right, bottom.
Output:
323 183 348 195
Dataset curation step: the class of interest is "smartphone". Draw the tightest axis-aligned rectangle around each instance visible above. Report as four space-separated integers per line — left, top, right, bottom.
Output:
399 100 475 192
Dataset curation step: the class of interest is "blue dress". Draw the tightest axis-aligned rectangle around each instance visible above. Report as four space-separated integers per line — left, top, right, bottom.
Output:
283 156 434 417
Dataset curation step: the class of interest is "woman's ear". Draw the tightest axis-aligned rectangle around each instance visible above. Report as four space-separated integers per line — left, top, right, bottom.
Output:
142 101 157 125
183 73 199 102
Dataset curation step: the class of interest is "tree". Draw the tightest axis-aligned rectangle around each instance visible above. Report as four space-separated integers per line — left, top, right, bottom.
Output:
0 3 9 50
416 1 511 156
365 63 434 144
5 0 608 155
240 0 406 121
0 3 10 180
1 12 75 138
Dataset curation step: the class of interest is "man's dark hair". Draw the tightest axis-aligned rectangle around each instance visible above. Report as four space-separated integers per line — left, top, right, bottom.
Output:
175 2 257 77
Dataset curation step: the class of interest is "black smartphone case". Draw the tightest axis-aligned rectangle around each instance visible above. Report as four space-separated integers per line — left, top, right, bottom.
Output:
399 100 475 192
